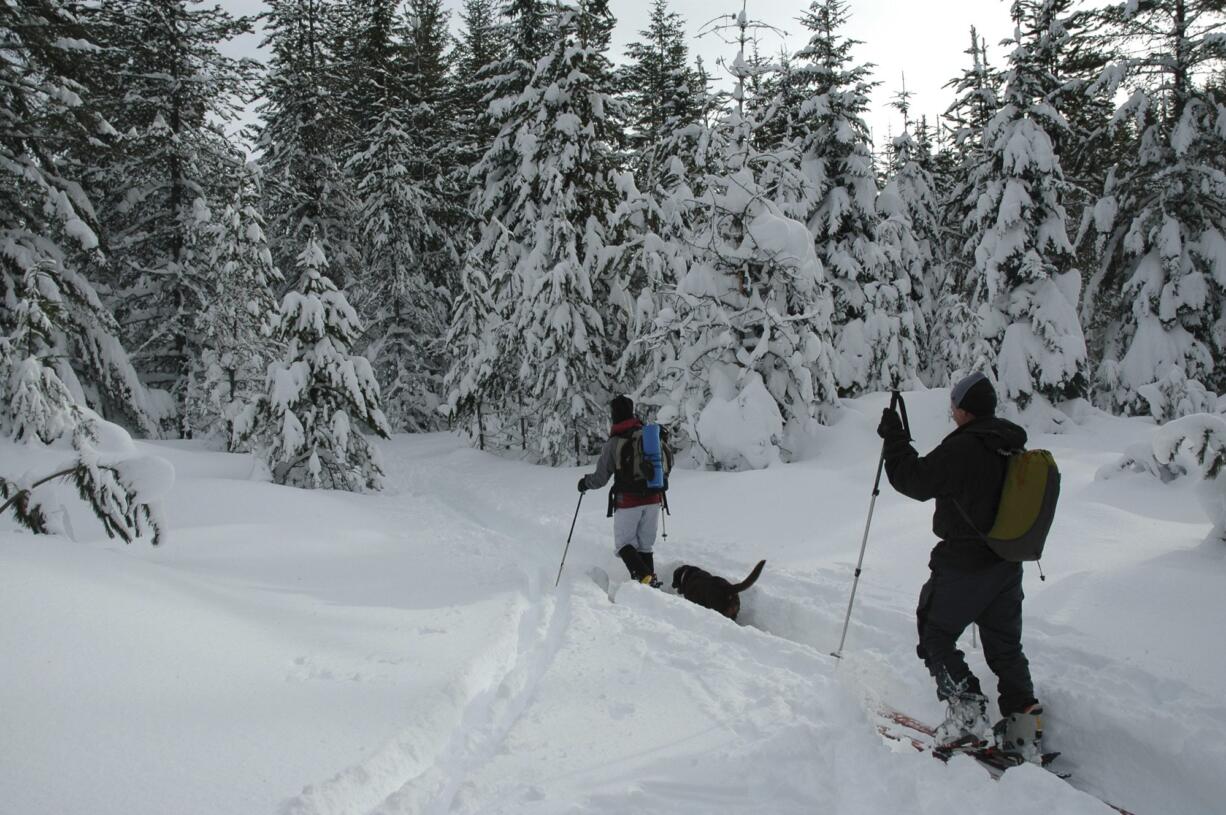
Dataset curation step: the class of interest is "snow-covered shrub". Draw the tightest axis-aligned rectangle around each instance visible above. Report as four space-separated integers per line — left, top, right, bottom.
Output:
1102 413 1226 543
693 371 783 471
1137 367 1219 424
0 414 171 546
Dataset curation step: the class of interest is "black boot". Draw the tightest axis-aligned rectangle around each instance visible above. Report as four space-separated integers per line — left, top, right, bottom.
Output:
618 545 660 587
640 551 655 576
637 550 663 589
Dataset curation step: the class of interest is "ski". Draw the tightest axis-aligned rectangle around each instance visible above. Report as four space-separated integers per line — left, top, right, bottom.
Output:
587 566 616 603
875 707 1138 815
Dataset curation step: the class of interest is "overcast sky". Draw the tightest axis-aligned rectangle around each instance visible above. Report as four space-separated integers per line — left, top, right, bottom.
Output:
219 0 1023 146
618 0 1017 144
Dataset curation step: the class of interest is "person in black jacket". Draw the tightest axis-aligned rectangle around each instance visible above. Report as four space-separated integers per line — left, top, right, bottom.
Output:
878 373 1042 758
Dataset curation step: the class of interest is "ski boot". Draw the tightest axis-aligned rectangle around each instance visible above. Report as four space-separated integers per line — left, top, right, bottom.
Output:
993 704 1044 764
934 691 991 753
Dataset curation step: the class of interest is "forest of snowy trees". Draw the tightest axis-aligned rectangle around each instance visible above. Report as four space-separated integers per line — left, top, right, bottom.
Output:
5 0 1226 494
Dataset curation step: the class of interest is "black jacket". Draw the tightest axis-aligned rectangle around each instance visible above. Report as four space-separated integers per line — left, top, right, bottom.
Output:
883 416 1028 571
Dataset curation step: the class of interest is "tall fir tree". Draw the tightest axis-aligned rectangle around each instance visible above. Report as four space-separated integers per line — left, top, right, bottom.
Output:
762 0 915 396
1 0 158 436
619 0 705 185
73 0 254 434
187 161 282 446
234 237 390 491
964 0 1090 422
256 0 359 287
1087 0 1226 416
878 80 937 387
347 0 463 432
631 8 838 468
502 1 623 463
444 0 554 451
453 0 506 182
931 27 1003 387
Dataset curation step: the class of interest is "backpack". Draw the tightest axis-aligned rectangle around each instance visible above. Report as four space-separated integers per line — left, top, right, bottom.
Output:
959 449 1061 562
614 423 673 495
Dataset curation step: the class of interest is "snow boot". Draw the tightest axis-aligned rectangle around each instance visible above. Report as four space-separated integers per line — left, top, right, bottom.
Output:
934 691 991 750
618 546 653 585
639 551 663 589
994 704 1044 764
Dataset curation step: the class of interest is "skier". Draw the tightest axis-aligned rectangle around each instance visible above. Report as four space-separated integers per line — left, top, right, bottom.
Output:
877 373 1043 761
579 395 664 588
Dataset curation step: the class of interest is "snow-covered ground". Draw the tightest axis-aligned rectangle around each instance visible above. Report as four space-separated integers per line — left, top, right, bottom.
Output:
3 391 1222 815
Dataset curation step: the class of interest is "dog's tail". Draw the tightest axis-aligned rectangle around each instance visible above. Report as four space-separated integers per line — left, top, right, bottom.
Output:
731 560 766 593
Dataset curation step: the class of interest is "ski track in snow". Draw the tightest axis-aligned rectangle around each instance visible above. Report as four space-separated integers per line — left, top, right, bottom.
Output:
281 440 574 815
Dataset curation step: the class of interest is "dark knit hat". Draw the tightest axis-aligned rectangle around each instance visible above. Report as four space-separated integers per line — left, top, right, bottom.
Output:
951 372 997 417
610 395 634 424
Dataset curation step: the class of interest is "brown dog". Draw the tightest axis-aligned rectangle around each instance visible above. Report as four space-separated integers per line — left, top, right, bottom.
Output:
671 560 766 620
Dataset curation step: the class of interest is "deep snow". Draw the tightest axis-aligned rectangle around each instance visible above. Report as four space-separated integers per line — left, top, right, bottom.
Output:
3 391 1222 815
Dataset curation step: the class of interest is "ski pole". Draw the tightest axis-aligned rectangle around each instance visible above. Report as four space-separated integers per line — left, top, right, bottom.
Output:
833 391 908 660
555 492 584 588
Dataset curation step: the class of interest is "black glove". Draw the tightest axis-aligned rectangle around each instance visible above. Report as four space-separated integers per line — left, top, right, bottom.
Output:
577 477 588 493
877 407 904 440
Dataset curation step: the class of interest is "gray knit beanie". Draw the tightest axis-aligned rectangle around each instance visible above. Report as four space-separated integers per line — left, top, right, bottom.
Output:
950 372 997 417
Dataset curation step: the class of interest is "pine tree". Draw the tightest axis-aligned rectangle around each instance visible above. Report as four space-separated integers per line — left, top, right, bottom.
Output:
877 80 935 388
234 238 390 491
444 1 623 461
257 0 359 287
504 1 622 463
453 0 506 180
443 0 553 449
2 267 87 445
932 27 1003 386
77 0 255 433
187 162 282 446
631 9 837 468
1087 0 1226 416
964 1 1090 421
347 0 463 432
1 0 158 435
620 0 705 184
762 0 913 396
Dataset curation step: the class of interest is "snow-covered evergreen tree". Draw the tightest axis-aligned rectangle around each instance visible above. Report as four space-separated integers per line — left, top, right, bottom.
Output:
235 238 390 491
631 10 837 468
256 0 360 286
1 267 87 445
78 0 255 433
762 0 914 396
606 0 708 389
446 1 624 462
186 162 282 446
932 28 1002 386
504 1 622 463
453 0 506 188
620 0 705 184
347 0 463 432
1 0 158 435
444 0 552 449
1087 0 1226 417
963 1 1090 422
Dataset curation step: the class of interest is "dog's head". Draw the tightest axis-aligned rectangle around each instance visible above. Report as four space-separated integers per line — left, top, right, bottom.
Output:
671 564 692 591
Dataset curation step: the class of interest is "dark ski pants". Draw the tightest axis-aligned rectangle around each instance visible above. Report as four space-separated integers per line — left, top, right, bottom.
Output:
916 560 1036 717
